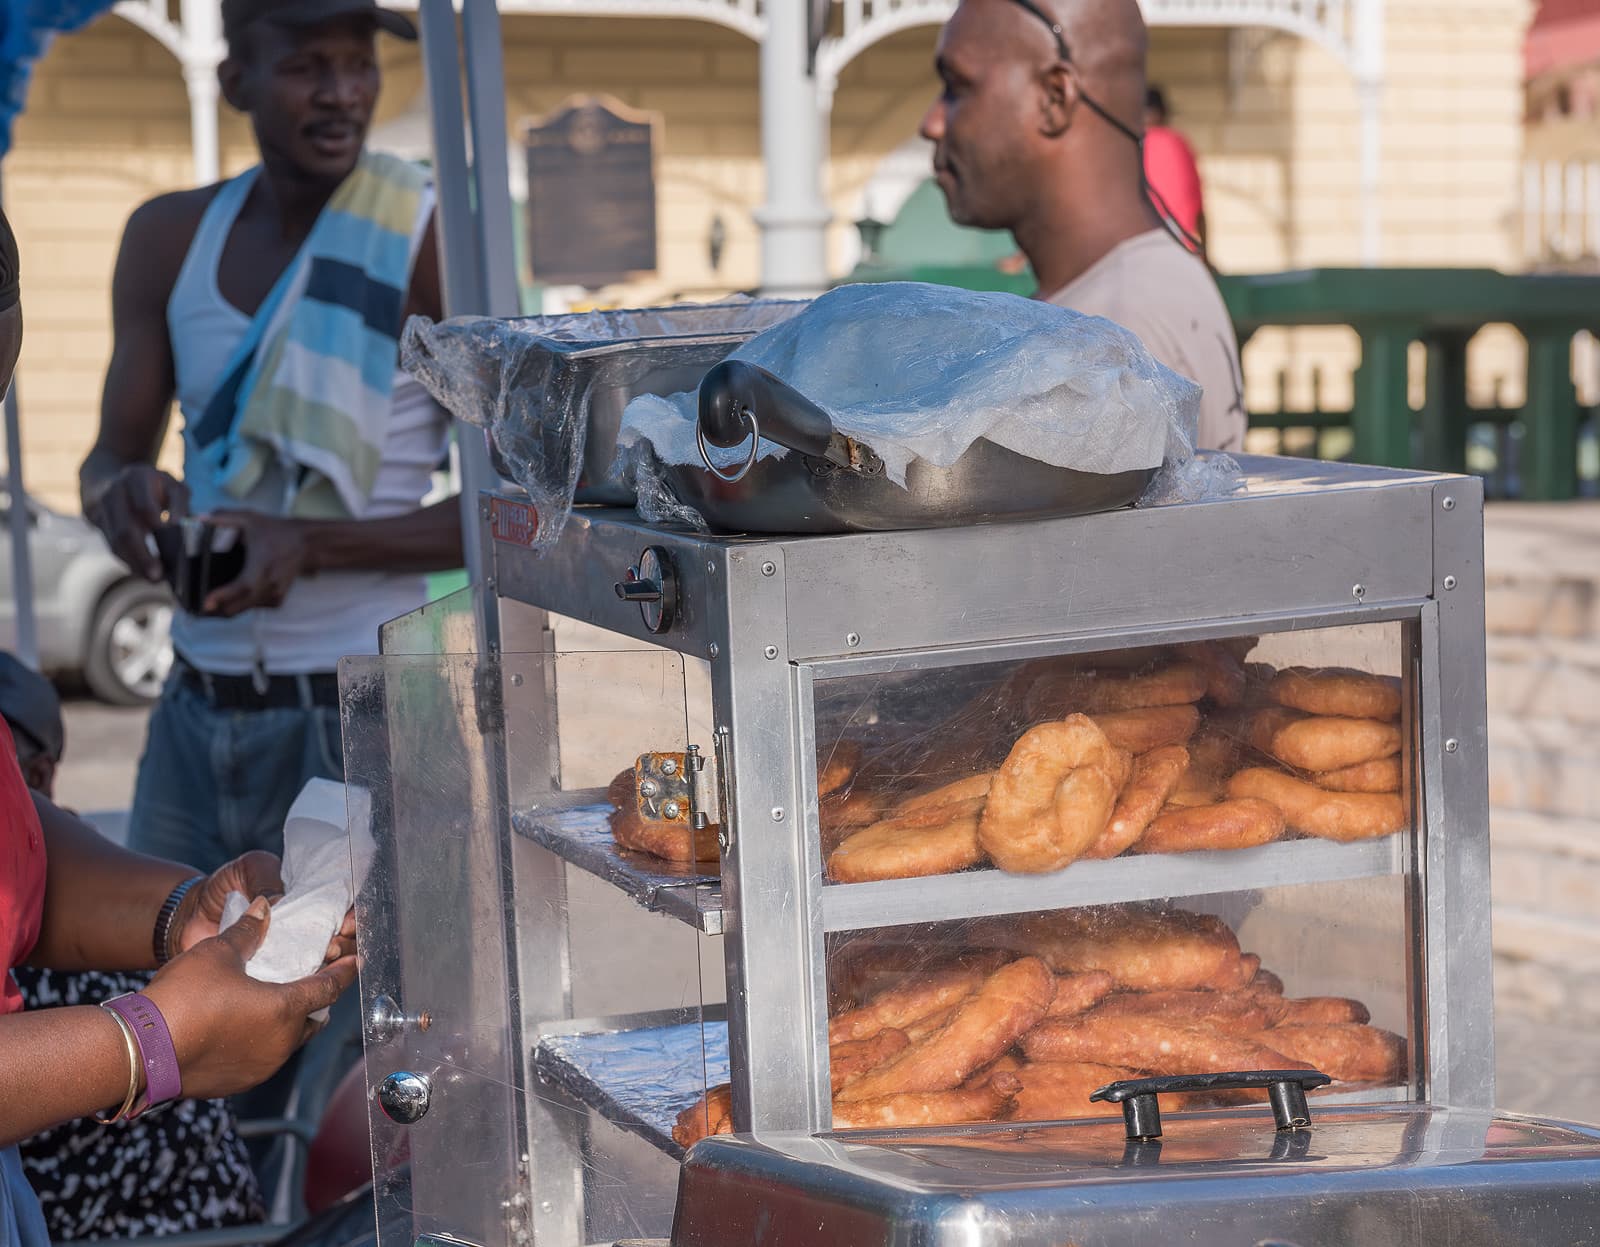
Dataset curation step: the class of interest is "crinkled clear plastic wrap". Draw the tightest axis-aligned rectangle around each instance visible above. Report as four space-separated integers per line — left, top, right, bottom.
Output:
620 282 1241 514
400 298 806 550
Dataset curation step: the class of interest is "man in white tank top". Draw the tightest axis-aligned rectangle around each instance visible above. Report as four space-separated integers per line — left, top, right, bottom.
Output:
918 0 1246 453
80 0 456 872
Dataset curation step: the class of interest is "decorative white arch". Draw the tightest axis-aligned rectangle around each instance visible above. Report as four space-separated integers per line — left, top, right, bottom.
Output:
383 0 764 40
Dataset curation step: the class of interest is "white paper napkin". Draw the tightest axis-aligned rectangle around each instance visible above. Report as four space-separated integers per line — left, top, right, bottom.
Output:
221 779 375 1011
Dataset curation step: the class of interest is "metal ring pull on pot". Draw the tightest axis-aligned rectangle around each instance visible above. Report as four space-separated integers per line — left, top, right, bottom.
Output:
696 360 883 483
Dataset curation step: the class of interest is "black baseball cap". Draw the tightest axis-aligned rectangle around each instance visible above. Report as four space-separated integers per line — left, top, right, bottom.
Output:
222 0 418 45
0 653 63 764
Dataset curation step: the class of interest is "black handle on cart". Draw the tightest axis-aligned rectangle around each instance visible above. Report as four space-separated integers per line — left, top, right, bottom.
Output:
696 360 882 482
1090 1070 1332 1142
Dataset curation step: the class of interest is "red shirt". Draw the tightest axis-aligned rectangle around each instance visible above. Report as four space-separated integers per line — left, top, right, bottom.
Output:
0 719 45 1016
1143 125 1204 244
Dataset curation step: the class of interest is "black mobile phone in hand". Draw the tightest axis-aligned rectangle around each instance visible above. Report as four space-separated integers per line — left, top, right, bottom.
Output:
151 518 247 615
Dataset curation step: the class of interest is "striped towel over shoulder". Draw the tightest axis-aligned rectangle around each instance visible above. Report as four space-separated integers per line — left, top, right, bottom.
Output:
193 152 434 519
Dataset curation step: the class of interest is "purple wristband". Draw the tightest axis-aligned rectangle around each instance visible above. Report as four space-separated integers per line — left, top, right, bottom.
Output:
103 993 181 1114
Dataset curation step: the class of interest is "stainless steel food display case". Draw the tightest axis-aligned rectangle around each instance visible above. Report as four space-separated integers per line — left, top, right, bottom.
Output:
342 456 1600 1247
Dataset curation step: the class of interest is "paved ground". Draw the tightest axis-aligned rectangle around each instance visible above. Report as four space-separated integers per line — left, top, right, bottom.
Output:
54 698 1600 1127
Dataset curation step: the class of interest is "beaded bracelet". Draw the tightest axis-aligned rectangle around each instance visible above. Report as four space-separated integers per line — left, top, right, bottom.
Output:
93 1008 142 1125
153 875 204 967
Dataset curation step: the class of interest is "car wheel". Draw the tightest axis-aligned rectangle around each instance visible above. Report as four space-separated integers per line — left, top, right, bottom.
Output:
85 580 174 706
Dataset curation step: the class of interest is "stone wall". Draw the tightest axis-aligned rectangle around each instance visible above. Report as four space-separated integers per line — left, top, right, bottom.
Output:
1485 504 1600 1024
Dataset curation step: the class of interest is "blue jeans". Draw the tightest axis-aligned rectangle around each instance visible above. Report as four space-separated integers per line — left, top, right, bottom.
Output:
128 674 344 871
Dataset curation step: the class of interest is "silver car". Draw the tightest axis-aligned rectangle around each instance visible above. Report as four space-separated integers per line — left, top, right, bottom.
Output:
0 491 173 705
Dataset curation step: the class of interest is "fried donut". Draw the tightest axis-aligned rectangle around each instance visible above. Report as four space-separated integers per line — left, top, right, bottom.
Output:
1085 745 1190 859
1046 970 1117 1018
1238 953 1262 987
1267 716 1402 773
828 966 989 1044
832 1074 1020 1130
1176 641 1251 708
826 798 985 883
979 716 1125 874
1240 706 1308 757
672 1083 733 1148
1087 990 1277 1035
830 1029 912 1095
1010 1061 1131 1122
607 768 721 864
1021 1013 1311 1076
1090 705 1200 754
838 958 1056 1101
1249 1024 1404 1084
897 772 994 814
1253 968 1286 996
973 906 1244 993
818 740 863 797
1314 757 1402 794
1265 996 1372 1027
820 786 889 854
1028 662 1210 718
903 1005 960 1044
1228 768 1407 842
1137 797 1287 856
1268 667 1403 722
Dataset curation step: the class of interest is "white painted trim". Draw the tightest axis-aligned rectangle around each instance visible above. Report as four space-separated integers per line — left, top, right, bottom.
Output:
110 0 185 59
380 0 763 40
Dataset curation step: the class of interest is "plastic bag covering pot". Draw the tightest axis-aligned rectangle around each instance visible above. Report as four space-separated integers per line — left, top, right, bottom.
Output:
399 298 807 551
618 282 1240 521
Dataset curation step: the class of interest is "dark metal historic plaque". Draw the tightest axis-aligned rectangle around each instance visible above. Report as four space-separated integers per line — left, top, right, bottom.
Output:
523 96 659 288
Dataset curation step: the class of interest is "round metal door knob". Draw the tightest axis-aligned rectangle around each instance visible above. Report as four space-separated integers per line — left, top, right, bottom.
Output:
377 1071 432 1124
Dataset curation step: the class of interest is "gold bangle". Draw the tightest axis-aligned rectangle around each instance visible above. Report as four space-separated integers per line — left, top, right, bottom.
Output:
94 1008 142 1125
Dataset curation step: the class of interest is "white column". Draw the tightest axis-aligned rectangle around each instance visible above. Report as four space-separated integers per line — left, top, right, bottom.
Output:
1353 0 1385 266
179 0 224 184
756 0 831 296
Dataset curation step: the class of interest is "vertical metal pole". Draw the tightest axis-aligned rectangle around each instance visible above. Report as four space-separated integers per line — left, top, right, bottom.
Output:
461 0 522 320
757 0 831 295
4 383 36 669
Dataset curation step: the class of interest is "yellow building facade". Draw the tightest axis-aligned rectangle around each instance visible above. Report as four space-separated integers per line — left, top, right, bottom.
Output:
5 0 1529 509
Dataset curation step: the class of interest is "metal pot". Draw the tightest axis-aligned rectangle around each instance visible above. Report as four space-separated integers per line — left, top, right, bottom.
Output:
664 360 1156 534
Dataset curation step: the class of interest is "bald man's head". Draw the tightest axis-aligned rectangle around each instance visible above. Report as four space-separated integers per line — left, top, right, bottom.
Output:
919 0 1149 233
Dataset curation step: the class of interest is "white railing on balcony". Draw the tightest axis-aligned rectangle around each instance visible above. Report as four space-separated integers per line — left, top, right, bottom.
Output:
1523 159 1600 270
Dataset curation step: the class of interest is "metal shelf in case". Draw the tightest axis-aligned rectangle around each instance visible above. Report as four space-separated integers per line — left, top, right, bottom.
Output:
516 796 1402 936
514 801 722 934
534 1010 729 1159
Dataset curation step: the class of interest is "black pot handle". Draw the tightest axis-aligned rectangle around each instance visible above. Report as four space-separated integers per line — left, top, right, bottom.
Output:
696 360 880 482
1091 1070 1332 1141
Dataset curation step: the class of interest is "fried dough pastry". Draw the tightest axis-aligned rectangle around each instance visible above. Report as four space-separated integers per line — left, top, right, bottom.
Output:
821 785 888 848
1314 756 1402 794
1022 1013 1310 1076
1239 953 1262 987
607 768 721 864
1253 968 1286 996
1011 1061 1131 1122
973 906 1244 993
827 966 989 1044
1267 716 1402 772
832 1074 1020 1130
827 798 985 883
1268 667 1403 722
818 741 863 797
961 1052 1024 1090
979 716 1126 874
1046 970 1117 1018
830 1029 911 1095
904 1005 960 1044
1090 705 1201 754
898 772 994 814
672 1083 733 1148
1028 663 1210 718
1088 990 1277 1035
1266 996 1372 1027
1249 1023 1404 1084
1229 768 1407 842
1176 641 1251 708
838 958 1056 1101
1137 797 1286 856
1085 745 1190 859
